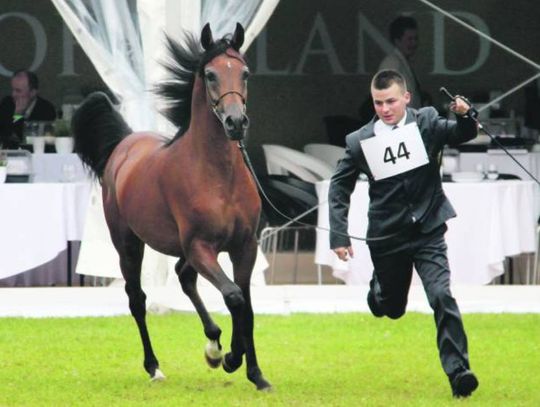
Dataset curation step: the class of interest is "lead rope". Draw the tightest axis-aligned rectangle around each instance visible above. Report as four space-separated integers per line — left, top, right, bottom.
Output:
440 88 540 186
237 141 404 244
420 0 540 184
239 108 540 247
485 131 540 185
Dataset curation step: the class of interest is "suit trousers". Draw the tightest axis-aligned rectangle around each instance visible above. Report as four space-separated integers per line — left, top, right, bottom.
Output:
368 224 471 376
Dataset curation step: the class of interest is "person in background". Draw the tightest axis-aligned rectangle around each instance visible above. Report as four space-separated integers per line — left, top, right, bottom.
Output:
378 15 428 109
0 70 56 149
359 16 429 126
329 69 479 398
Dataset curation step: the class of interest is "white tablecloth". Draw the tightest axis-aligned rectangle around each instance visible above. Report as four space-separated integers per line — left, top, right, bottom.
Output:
458 151 540 181
31 153 90 183
0 182 91 279
315 180 537 285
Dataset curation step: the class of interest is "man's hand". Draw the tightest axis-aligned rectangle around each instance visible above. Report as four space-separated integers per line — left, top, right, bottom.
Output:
449 96 471 116
333 246 354 261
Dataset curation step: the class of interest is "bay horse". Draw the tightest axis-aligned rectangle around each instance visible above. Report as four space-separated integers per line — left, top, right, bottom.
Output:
72 23 271 391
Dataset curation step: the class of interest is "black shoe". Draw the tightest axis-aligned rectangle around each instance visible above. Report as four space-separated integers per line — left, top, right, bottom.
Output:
450 369 479 398
367 290 384 317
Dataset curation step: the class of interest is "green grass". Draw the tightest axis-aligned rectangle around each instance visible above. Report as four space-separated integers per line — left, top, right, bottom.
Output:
0 312 539 406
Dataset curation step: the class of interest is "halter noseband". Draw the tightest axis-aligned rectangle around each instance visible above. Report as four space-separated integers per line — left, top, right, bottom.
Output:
209 90 247 125
211 90 246 109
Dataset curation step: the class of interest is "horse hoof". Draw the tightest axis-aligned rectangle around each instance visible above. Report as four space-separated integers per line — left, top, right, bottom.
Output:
222 358 233 373
222 353 242 373
150 369 166 382
205 340 223 369
249 368 271 391
205 352 222 368
257 382 273 392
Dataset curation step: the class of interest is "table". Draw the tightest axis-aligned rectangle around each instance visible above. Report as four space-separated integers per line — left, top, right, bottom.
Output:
0 153 91 286
31 153 89 182
0 152 268 287
0 182 91 282
315 180 537 285
458 151 540 181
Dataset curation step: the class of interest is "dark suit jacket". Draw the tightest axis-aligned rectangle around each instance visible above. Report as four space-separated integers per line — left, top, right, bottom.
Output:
0 96 57 149
328 107 477 250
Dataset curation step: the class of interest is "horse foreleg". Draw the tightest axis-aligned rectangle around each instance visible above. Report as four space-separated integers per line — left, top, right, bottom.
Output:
175 258 223 368
188 240 246 372
116 233 164 381
230 239 272 391
221 299 246 375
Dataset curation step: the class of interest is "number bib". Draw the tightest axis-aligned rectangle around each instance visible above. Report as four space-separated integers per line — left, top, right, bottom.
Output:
360 122 429 180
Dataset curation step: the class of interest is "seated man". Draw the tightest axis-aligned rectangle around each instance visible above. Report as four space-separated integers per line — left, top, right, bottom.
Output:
0 70 56 149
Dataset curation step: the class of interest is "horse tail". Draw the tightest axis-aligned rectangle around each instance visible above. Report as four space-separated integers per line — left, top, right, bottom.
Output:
72 92 132 178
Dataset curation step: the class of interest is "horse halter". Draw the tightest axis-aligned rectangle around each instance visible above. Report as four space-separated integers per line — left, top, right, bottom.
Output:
209 90 247 123
210 90 246 110
207 86 249 141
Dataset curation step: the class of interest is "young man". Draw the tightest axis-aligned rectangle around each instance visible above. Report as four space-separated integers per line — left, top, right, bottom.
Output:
329 69 479 398
0 70 56 149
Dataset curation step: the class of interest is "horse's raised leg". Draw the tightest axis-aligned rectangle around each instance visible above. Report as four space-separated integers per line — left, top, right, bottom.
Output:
229 238 272 391
175 258 223 367
188 241 247 372
114 229 164 381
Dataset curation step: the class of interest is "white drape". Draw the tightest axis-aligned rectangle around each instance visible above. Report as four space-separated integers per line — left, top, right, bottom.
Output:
51 0 155 131
201 0 280 51
52 0 280 130
52 0 280 284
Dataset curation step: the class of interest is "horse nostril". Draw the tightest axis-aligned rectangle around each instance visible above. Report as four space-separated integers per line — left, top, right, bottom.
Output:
224 116 235 130
241 114 250 129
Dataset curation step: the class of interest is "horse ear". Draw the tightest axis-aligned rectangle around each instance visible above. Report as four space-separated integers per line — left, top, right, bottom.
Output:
230 23 245 51
201 23 214 50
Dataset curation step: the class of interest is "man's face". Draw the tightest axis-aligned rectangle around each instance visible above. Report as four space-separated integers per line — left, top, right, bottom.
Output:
371 82 410 126
395 29 418 59
11 74 36 106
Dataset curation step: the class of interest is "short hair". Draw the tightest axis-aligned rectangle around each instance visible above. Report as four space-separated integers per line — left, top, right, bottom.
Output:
371 69 407 92
12 69 39 90
389 16 417 43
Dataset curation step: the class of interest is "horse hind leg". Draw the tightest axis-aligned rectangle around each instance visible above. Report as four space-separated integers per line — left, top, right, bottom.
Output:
175 259 223 368
117 231 164 381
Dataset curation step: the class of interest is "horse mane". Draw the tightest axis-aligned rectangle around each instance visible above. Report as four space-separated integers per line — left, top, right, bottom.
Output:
155 32 246 143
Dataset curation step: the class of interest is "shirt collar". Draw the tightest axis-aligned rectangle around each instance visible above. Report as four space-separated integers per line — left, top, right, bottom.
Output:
392 111 408 129
373 110 407 134
23 98 37 119
378 110 408 132
367 108 417 138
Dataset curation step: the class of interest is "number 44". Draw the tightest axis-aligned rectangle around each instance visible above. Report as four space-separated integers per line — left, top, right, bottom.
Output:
384 142 410 164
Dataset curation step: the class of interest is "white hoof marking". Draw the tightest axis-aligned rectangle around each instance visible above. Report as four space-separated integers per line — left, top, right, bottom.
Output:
151 369 166 382
205 340 222 360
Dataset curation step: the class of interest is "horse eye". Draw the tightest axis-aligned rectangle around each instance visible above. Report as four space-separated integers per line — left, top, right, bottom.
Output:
205 71 217 82
242 71 250 81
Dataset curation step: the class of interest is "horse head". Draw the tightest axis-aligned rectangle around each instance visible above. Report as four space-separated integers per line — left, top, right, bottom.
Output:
200 23 249 141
